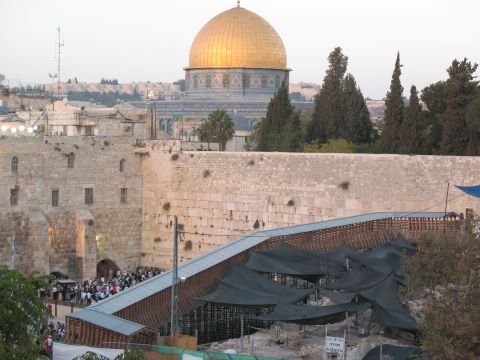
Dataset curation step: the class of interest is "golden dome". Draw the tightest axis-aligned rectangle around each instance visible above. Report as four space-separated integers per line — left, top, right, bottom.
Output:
187 5 287 70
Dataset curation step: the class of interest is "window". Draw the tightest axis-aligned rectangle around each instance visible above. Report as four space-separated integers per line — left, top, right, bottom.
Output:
67 153 75 168
119 159 126 172
52 189 59 207
120 188 128 204
11 156 18 173
85 188 94 205
10 188 18 206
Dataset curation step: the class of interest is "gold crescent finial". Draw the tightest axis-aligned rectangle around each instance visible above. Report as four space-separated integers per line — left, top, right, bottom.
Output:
237 0 240 7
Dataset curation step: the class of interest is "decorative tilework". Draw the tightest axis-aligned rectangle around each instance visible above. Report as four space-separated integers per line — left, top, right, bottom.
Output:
261 75 268 88
223 74 230 88
243 74 250 88
185 68 289 98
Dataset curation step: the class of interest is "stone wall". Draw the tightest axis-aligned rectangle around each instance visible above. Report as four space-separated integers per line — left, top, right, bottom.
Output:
3 136 480 274
0 136 143 279
141 150 480 269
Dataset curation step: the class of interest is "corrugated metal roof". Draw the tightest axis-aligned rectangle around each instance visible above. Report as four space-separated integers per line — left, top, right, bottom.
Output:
78 211 450 316
68 309 145 336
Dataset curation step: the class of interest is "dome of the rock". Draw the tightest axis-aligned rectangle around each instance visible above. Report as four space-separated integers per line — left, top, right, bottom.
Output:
187 5 287 70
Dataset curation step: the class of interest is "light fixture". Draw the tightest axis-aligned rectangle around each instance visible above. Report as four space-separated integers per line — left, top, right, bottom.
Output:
11 127 17 133
1 125 7 131
33 125 38 130
27 127 34 133
19 126 25 132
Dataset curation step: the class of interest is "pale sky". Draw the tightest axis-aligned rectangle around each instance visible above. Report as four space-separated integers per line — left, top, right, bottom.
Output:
1 0 478 99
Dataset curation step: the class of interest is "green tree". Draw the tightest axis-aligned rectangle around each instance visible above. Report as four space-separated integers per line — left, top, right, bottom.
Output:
421 81 448 154
404 230 480 359
280 110 304 152
199 109 235 151
400 85 424 153
439 58 478 155
343 74 375 144
0 267 51 359
379 52 404 153
465 89 480 155
307 47 348 143
256 84 303 151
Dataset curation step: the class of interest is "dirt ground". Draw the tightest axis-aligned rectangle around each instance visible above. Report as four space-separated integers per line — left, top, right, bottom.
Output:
207 322 415 360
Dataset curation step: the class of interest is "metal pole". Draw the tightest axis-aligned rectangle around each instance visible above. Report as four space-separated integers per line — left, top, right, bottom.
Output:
240 315 244 353
324 325 328 360
170 215 178 347
444 182 450 241
343 328 347 360
11 232 16 269
379 328 384 360
444 182 450 215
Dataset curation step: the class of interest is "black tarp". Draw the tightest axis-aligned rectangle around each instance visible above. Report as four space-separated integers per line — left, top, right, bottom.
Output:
254 301 371 325
318 288 357 304
193 263 315 307
364 242 403 259
359 273 417 331
323 269 393 292
314 243 361 268
321 273 417 331
391 233 417 254
245 243 345 278
348 252 404 277
362 344 422 360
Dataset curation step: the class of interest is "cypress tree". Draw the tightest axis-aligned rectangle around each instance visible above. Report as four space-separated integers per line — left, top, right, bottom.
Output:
256 84 299 151
280 110 304 152
400 85 424 153
306 47 348 143
421 81 448 154
343 74 374 144
380 52 404 153
440 58 478 155
465 89 480 155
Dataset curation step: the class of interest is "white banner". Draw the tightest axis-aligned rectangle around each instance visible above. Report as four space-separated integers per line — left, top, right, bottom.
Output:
182 354 203 360
325 335 345 354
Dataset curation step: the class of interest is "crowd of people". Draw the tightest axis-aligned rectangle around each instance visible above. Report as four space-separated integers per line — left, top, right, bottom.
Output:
42 266 163 305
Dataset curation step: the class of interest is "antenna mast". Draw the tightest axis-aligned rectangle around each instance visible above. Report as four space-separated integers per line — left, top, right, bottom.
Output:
55 27 64 100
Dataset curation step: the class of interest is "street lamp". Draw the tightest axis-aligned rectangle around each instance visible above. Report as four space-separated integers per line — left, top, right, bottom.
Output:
48 73 58 111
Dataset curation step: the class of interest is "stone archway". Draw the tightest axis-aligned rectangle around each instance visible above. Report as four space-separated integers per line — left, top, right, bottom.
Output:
96 259 120 280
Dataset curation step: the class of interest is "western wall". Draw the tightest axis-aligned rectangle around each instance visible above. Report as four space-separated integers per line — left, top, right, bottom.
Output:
1 137 480 278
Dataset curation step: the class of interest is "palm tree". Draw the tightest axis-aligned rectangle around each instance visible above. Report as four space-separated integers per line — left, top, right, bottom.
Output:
199 109 235 151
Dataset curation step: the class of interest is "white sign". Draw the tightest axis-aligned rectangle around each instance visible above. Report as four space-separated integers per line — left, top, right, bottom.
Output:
325 335 345 354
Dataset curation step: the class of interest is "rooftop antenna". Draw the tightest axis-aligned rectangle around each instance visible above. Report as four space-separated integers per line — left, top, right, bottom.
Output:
55 27 64 100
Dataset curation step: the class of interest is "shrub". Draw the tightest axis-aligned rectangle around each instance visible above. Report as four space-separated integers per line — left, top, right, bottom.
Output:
287 199 295 206
163 202 171 211
171 153 179 161
339 181 350 190
184 240 193 250
203 169 211 178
